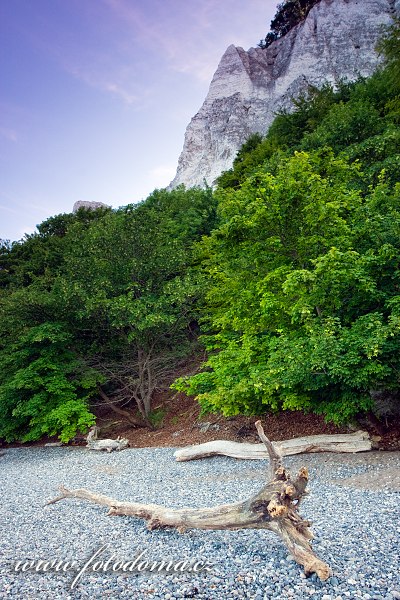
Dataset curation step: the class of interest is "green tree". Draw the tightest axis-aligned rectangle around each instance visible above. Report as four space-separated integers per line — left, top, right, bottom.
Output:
0 291 100 442
0 208 111 442
174 22 400 426
56 186 216 427
377 18 400 93
0 187 216 441
173 152 400 424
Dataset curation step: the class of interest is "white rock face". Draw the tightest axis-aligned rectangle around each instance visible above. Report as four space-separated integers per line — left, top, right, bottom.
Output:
73 200 110 212
170 0 399 189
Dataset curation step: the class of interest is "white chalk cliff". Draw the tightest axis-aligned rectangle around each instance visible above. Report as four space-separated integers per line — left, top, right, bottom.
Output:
170 0 400 189
73 201 110 212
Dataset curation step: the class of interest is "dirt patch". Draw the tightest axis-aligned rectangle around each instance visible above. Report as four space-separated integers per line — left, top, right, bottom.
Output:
92 394 400 452
96 393 351 450
3 391 399 452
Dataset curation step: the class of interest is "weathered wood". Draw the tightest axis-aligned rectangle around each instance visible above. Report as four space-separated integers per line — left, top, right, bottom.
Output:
46 421 332 581
174 431 371 462
86 436 129 452
86 425 100 442
255 420 283 478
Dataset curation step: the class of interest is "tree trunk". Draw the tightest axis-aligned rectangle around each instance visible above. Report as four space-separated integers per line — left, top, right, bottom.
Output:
97 387 149 428
174 430 371 461
46 421 332 581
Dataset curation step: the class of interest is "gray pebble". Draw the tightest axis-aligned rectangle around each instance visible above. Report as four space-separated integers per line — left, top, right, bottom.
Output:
1 447 399 600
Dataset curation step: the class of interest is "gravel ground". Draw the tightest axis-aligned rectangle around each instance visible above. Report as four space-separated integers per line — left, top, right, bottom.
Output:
0 447 399 600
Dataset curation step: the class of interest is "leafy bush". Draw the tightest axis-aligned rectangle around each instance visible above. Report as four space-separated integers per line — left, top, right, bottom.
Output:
0 322 99 442
301 100 384 152
174 153 400 423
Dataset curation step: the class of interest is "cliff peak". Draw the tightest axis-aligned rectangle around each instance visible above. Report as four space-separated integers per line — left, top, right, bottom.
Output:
170 0 399 190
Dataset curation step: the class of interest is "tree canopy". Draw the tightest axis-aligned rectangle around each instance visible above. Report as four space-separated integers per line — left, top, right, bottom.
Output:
0 188 216 441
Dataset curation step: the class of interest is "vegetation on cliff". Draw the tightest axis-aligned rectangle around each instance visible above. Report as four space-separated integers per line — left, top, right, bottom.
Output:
258 0 321 49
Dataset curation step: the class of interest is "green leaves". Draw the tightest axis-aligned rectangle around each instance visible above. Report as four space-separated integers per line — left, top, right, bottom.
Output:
0 186 217 441
179 146 400 423
302 100 383 152
259 1 321 49
0 323 99 442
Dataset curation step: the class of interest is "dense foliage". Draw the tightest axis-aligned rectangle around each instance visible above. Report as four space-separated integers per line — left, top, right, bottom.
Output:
0 189 216 441
173 22 400 425
259 0 320 49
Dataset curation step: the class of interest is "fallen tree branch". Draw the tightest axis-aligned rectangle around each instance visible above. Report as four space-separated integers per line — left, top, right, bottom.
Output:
46 421 332 580
174 431 372 462
86 436 129 452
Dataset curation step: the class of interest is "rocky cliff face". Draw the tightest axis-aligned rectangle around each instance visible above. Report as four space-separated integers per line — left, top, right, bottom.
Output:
73 201 110 212
170 0 399 189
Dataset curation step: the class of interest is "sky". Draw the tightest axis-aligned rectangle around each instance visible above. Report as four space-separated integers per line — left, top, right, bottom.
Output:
0 0 277 242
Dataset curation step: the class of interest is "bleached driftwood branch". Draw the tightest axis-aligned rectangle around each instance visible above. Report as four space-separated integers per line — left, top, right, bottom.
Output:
174 431 371 462
47 421 332 580
86 436 129 452
85 425 129 452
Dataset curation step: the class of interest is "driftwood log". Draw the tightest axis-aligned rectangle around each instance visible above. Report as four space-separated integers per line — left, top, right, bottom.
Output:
86 436 129 452
47 421 332 580
174 431 371 462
